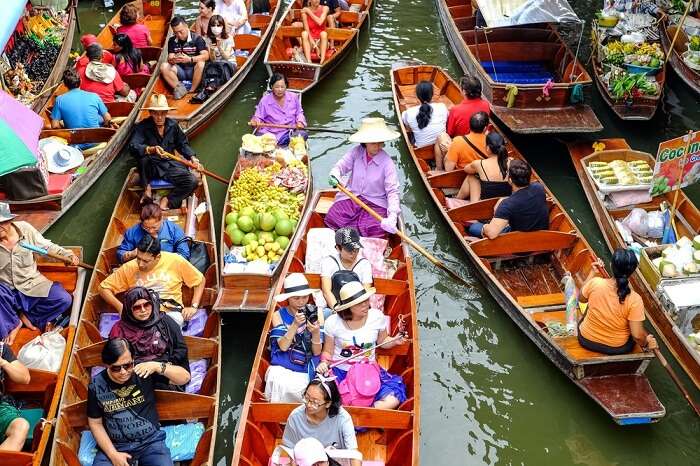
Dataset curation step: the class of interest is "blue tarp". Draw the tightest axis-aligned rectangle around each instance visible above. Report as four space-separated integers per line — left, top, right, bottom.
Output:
0 0 27 52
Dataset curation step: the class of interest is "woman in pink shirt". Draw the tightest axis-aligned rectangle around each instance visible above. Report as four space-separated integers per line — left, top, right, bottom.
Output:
326 118 401 238
117 3 153 49
113 34 149 77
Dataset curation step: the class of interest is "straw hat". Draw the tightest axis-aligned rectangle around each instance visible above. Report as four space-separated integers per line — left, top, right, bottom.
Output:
334 280 375 312
274 273 319 302
293 438 328 466
42 140 84 174
0 202 17 223
348 117 400 144
143 94 176 112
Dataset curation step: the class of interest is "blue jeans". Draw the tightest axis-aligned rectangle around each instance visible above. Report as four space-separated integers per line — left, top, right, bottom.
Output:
468 222 511 238
92 437 173 466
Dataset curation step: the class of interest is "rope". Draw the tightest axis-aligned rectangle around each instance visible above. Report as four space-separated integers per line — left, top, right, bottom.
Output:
570 20 585 82
505 84 518 108
484 28 498 82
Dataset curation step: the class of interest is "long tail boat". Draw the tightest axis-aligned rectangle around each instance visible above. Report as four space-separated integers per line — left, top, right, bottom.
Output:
4 0 174 233
214 149 313 312
392 63 664 424
263 0 373 93
48 169 221 466
231 189 420 465
591 20 666 120
1 0 77 113
435 0 602 133
1 248 86 466
660 13 700 96
140 0 283 136
568 138 700 392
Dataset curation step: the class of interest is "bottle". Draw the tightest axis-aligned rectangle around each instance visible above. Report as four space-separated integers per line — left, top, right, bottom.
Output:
562 273 579 335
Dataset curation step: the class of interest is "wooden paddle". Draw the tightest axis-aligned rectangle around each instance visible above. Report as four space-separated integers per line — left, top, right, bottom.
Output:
157 149 230 184
335 182 471 287
664 0 693 67
19 242 94 270
249 122 354 135
653 348 700 416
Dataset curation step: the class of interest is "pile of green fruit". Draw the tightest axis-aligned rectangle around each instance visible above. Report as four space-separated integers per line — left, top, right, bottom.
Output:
224 206 297 263
228 163 305 220
650 175 671 195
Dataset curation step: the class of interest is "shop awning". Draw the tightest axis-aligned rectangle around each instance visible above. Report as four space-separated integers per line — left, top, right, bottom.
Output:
0 0 27 52
475 0 581 28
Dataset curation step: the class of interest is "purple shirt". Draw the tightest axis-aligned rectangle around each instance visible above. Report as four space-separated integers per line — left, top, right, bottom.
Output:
331 145 400 215
252 91 307 143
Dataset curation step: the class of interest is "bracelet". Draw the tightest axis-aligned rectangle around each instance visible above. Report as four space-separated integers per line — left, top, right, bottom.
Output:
311 339 322 345
160 362 167 374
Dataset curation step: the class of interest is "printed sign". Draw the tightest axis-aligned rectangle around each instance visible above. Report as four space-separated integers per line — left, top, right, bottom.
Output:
649 130 700 197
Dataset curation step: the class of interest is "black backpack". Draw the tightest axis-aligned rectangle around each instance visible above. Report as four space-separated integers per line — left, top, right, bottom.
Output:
190 61 236 103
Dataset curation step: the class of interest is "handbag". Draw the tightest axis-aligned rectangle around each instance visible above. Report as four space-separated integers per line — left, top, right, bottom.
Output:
338 359 381 407
176 236 211 274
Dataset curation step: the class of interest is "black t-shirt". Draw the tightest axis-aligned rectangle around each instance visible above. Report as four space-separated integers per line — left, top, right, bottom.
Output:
167 32 207 62
0 344 17 386
494 182 549 232
87 371 160 450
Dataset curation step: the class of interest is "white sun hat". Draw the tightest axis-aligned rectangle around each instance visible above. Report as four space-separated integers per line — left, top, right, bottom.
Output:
334 280 376 311
43 140 84 174
274 273 319 302
348 117 400 144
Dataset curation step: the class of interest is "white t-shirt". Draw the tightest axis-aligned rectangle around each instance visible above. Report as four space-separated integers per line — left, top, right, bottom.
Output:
401 102 448 148
215 0 251 34
324 308 387 371
320 252 373 284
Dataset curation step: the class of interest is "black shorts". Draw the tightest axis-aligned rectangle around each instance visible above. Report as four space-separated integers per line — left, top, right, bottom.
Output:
175 64 195 82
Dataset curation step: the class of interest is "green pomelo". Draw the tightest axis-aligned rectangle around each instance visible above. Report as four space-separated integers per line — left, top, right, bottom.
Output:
237 215 254 232
239 206 256 218
275 219 294 237
229 229 244 246
275 236 290 250
260 213 277 232
242 232 258 246
272 209 289 222
225 212 238 225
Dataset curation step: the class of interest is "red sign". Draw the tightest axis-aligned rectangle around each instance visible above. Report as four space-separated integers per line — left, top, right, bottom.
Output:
649 131 700 197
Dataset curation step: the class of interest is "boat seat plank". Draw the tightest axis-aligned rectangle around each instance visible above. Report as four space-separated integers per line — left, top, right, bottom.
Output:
40 128 117 144
249 403 412 429
471 231 577 257
249 14 273 29
234 34 262 51
314 196 334 214
326 27 354 42
278 26 304 38
122 73 152 89
493 268 532 297
556 335 646 362
428 170 466 189
519 263 562 295
447 198 499 223
517 293 565 308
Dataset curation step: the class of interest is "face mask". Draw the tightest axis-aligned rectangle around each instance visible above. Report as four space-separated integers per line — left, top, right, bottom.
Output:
211 26 223 35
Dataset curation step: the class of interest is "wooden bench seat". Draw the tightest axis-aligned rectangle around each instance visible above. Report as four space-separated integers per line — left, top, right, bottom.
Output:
517 292 566 308
471 230 578 257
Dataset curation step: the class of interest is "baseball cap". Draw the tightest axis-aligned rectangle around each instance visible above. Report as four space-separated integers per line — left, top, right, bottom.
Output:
293 437 328 466
335 227 362 251
80 34 98 48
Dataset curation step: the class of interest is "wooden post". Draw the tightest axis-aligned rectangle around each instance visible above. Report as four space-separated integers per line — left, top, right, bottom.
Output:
664 0 693 67
669 130 694 234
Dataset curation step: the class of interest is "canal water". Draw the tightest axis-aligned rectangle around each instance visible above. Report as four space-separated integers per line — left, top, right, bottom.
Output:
50 0 700 464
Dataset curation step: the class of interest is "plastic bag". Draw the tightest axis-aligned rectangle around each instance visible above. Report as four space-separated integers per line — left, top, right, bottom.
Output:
646 211 665 238
18 329 66 372
621 208 648 236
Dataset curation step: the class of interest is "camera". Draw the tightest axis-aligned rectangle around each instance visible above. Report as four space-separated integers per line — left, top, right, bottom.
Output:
302 304 318 324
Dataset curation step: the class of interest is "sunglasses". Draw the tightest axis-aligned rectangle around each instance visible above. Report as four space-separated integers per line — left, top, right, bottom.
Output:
109 361 134 373
131 302 152 312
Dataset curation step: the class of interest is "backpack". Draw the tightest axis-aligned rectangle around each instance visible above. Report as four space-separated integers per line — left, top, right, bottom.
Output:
190 61 236 103
338 359 381 407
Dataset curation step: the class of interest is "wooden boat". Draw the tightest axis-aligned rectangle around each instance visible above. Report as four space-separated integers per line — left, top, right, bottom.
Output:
231 189 420 465
140 0 282 136
568 138 700 392
1 0 77 113
591 21 666 120
435 0 602 134
4 0 174 233
263 0 373 93
392 63 664 424
0 248 86 466
660 13 700 96
214 150 313 312
48 169 221 466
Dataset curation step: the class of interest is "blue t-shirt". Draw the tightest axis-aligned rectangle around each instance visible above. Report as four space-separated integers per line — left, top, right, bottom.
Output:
116 219 190 263
51 88 107 129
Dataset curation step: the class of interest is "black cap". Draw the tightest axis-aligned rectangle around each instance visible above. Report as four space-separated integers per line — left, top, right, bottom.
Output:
335 227 362 251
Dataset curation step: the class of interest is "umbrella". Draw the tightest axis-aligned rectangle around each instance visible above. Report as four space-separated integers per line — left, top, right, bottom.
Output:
0 89 42 177
0 0 26 53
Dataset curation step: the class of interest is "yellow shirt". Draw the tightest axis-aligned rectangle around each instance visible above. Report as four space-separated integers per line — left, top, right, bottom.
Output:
100 251 203 306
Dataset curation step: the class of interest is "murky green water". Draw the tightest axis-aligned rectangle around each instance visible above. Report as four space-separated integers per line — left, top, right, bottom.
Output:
47 1 700 464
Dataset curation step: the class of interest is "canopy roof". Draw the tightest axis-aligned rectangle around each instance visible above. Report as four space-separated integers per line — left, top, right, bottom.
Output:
0 90 41 177
475 0 581 28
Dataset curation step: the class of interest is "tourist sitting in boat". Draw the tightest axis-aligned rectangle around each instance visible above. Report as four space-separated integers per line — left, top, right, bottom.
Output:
117 198 190 263
282 377 360 463
301 0 330 65
326 117 401 237
444 111 490 173
80 44 133 104
250 72 307 146
117 3 153 48
192 0 216 36
303 0 342 27
161 16 210 101
316 280 407 410
215 0 251 35
129 94 200 210
51 69 114 130
455 130 513 202
401 80 448 162
113 33 149 77
435 76 490 170
99 236 204 328
0 343 31 451
205 15 237 65
578 249 658 355
266 274 324 403
320 227 372 310
75 34 114 75
109 287 191 391
466 160 548 239
88 338 175 466
0 204 78 345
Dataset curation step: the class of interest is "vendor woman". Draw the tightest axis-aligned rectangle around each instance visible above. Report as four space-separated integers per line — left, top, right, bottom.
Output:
326 117 401 237
249 72 307 146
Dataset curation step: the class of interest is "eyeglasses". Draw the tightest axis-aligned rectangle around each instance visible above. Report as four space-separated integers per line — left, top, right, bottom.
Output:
131 302 152 312
302 395 328 409
109 361 134 373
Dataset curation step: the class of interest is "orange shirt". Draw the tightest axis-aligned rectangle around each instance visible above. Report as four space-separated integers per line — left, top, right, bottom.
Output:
445 132 486 169
579 277 645 347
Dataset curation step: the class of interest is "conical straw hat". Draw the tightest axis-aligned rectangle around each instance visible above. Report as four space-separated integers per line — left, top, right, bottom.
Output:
348 117 400 144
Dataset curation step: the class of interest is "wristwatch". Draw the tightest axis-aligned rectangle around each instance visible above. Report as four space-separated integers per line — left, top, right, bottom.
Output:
160 362 167 374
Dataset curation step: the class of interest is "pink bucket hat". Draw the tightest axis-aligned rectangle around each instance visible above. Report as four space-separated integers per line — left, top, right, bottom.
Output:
293 437 328 466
